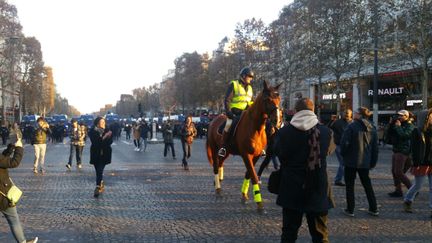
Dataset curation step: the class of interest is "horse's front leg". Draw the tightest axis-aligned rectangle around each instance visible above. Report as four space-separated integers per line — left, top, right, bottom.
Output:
213 153 222 194
241 170 251 203
243 155 264 211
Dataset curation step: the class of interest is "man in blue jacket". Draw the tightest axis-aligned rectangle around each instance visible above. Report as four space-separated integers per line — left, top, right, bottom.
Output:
340 107 379 217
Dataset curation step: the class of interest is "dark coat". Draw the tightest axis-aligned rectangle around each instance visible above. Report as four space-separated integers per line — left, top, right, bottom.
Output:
0 146 23 211
89 127 113 165
393 120 415 155
162 123 174 144
330 118 351 145
411 110 432 167
340 119 379 169
275 124 335 213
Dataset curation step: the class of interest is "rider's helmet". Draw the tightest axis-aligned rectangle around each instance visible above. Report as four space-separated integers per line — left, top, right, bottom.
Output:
239 67 254 79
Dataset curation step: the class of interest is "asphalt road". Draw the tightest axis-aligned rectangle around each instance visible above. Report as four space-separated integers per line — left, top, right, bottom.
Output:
0 135 431 242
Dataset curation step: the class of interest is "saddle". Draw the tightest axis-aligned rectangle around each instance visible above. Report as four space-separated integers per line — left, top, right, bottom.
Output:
217 113 245 155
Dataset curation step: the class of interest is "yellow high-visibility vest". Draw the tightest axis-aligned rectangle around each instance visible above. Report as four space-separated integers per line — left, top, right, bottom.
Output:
229 80 253 110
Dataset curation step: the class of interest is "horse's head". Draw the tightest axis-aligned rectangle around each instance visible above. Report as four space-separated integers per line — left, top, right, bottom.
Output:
261 80 282 129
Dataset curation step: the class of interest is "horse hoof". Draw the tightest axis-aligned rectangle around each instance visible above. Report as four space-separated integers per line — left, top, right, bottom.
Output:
257 207 267 215
241 193 249 204
215 188 222 194
257 202 264 213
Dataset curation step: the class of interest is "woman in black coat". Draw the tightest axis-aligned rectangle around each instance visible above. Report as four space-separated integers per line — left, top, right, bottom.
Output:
89 117 113 197
0 139 38 242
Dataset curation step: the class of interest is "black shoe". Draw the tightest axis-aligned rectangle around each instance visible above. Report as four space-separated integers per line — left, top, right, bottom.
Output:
66 164 71 170
368 210 379 216
342 209 354 217
388 190 403 198
334 181 345 186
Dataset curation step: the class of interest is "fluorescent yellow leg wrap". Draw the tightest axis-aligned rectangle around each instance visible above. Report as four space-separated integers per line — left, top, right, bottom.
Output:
218 167 224 181
241 179 250 194
253 184 262 202
215 174 221 189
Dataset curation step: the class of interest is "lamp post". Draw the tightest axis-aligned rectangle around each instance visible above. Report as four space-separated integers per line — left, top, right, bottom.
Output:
372 1 379 127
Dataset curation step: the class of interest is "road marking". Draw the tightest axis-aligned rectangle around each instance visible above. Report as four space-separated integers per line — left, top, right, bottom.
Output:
121 141 133 145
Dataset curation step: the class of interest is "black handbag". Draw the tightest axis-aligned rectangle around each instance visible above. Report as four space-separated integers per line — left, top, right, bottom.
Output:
267 169 281 194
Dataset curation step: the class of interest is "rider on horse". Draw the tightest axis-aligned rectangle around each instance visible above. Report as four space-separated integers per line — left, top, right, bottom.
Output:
218 67 255 157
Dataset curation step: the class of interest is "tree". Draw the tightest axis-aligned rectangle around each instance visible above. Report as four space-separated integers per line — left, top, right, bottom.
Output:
19 37 44 114
232 18 269 91
398 0 432 108
0 0 23 121
173 52 206 114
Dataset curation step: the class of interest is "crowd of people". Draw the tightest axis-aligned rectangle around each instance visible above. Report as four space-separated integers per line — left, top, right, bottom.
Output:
273 98 432 242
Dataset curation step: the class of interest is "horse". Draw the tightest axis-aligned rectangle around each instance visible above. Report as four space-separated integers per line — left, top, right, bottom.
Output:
206 80 281 211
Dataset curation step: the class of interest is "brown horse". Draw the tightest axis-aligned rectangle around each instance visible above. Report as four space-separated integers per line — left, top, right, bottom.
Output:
206 80 281 211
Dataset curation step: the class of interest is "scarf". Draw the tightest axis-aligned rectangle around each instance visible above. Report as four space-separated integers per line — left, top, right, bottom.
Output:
307 126 321 171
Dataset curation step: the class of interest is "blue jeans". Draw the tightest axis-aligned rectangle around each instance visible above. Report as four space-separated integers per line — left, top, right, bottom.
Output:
334 146 344 183
68 144 83 165
1 206 26 243
405 174 432 208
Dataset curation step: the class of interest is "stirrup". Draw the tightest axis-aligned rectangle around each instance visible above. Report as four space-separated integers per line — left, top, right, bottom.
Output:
218 148 226 157
261 149 266 157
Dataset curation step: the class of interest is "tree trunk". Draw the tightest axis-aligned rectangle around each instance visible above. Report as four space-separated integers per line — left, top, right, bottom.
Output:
422 56 429 109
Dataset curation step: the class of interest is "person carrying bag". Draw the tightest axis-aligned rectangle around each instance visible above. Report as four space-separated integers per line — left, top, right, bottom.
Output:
0 134 38 242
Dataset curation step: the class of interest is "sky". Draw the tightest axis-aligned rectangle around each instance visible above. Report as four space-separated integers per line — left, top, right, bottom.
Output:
9 0 292 114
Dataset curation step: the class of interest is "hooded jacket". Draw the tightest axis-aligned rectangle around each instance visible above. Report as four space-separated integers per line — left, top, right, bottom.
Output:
275 110 335 212
340 118 379 169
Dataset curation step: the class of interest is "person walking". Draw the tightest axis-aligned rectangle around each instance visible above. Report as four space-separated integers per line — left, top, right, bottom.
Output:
275 98 335 243
66 119 86 170
162 121 176 159
1 136 38 243
32 117 51 175
124 123 131 140
89 117 113 198
403 109 432 217
388 109 415 197
340 107 379 217
180 115 197 171
1 122 9 145
132 122 141 151
257 119 281 183
140 121 149 152
330 109 353 186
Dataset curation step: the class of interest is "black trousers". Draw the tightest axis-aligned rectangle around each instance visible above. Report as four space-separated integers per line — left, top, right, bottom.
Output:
281 208 329 243
93 163 106 186
344 167 377 212
164 142 175 157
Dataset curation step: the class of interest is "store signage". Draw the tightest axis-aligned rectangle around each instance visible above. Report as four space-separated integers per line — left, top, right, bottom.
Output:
407 100 422 106
368 87 404 96
322 93 346 100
